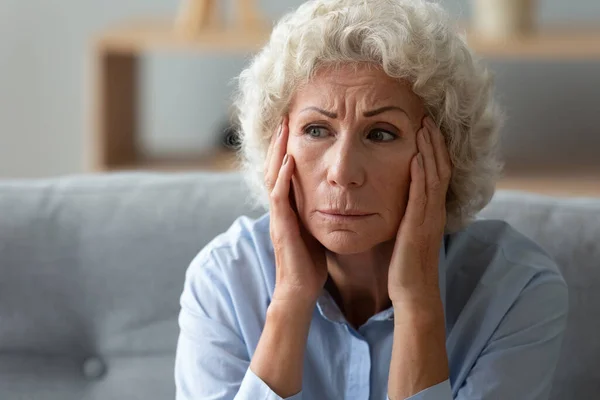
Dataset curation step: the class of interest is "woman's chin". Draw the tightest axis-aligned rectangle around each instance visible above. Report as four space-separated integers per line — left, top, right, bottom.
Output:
318 231 377 255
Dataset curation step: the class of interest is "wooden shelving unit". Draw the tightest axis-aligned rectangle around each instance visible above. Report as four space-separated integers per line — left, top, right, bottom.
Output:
89 18 600 197
89 18 270 174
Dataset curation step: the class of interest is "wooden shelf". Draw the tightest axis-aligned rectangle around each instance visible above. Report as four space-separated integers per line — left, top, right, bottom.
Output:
463 23 600 60
95 18 600 60
95 18 271 54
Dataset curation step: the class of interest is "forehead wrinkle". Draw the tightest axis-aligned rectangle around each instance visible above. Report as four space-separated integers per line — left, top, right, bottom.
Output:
303 85 348 120
294 73 418 125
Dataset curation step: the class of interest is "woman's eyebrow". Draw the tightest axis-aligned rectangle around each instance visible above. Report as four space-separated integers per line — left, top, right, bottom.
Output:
363 106 408 118
299 107 337 119
299 106 408 119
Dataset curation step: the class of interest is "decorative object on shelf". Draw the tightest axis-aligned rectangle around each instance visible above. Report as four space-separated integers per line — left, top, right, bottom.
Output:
176 0 266 37
176 0 219 36
235 0 264 30
220 119 241 150
471 0 537 40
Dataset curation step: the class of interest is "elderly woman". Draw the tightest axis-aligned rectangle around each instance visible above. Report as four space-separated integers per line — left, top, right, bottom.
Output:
175 0 568 399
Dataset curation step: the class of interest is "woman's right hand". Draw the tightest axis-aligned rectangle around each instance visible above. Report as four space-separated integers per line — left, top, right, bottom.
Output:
248 116 328 397
264 116 328 307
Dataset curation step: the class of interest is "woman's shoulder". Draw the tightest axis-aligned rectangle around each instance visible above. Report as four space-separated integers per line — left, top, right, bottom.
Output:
445 218 565 308
443 218 568 331
447 218 565 284
196 212 272 260
178 212 275 347
443 219 569 394
184 211 276 303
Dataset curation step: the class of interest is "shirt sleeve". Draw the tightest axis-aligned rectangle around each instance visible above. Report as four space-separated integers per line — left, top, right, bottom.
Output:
238 368 303 400
454 275 569 399
386 273 568 400
387 379 453 400
174 255 302 400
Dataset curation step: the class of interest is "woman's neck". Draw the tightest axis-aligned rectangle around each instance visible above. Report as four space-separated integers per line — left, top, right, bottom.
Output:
324 240 395 329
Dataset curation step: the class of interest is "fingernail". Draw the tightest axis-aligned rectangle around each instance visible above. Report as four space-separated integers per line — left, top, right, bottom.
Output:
277 123 283 137
417 153 423 168
423 129 430 144
283 154 289 165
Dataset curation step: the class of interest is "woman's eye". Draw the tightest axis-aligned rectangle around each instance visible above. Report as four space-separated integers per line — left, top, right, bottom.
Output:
367 129 397 142
305 126 329 138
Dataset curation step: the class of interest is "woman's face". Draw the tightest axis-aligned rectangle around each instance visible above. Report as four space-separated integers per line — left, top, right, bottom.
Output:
287 64 427 255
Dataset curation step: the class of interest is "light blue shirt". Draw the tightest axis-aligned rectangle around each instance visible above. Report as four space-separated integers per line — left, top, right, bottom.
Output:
175 212 568 399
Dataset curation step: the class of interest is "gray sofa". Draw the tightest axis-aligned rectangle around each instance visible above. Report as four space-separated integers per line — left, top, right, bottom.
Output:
0 172 598 400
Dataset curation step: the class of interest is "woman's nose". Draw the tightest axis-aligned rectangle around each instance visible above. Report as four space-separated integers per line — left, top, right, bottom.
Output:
325 139 366 189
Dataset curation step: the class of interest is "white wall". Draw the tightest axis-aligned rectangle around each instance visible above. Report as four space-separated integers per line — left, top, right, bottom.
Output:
0 0 176 177
0 0 599 178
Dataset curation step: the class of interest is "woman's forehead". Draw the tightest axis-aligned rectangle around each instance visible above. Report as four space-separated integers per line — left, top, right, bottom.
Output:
290 68 424 120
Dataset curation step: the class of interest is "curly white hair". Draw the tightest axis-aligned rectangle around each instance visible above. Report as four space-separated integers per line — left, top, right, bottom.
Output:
232 0 505 233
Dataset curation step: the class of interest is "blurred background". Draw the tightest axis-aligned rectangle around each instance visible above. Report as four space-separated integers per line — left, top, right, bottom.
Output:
0 0 598 195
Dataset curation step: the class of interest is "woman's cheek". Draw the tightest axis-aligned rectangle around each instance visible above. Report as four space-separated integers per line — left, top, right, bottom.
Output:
293 145 326 217
289 135 324 166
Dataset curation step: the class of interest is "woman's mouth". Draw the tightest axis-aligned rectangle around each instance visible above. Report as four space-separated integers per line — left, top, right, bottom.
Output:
317 210 375 222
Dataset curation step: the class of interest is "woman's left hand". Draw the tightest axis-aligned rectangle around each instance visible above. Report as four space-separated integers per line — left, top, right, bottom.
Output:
388 116 452 309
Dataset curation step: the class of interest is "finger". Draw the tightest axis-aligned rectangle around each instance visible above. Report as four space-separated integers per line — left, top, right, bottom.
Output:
425 117 452 191
264 122 281 172
265 116 289 193
289 177 297 214
270 153 295 221
402 152 427 229
417 125 441 197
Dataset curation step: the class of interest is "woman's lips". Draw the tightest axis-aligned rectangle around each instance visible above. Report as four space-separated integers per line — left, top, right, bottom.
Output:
317 210 375 222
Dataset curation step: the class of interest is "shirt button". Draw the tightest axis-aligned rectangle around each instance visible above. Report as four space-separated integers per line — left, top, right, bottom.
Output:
82 356 106 380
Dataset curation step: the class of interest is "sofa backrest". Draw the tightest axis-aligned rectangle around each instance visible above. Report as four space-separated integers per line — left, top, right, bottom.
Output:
0 172 264 400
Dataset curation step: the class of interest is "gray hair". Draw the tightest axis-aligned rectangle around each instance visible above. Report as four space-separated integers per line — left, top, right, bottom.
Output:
232 0 505 233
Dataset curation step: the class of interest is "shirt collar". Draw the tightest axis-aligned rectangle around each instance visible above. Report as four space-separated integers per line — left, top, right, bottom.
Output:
316 234 448 325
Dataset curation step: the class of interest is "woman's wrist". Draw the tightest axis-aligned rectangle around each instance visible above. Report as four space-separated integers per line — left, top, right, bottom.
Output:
250 293 315 397
392 292 445 328
272 287 320 313
389 293 449 398
268 292 316 323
